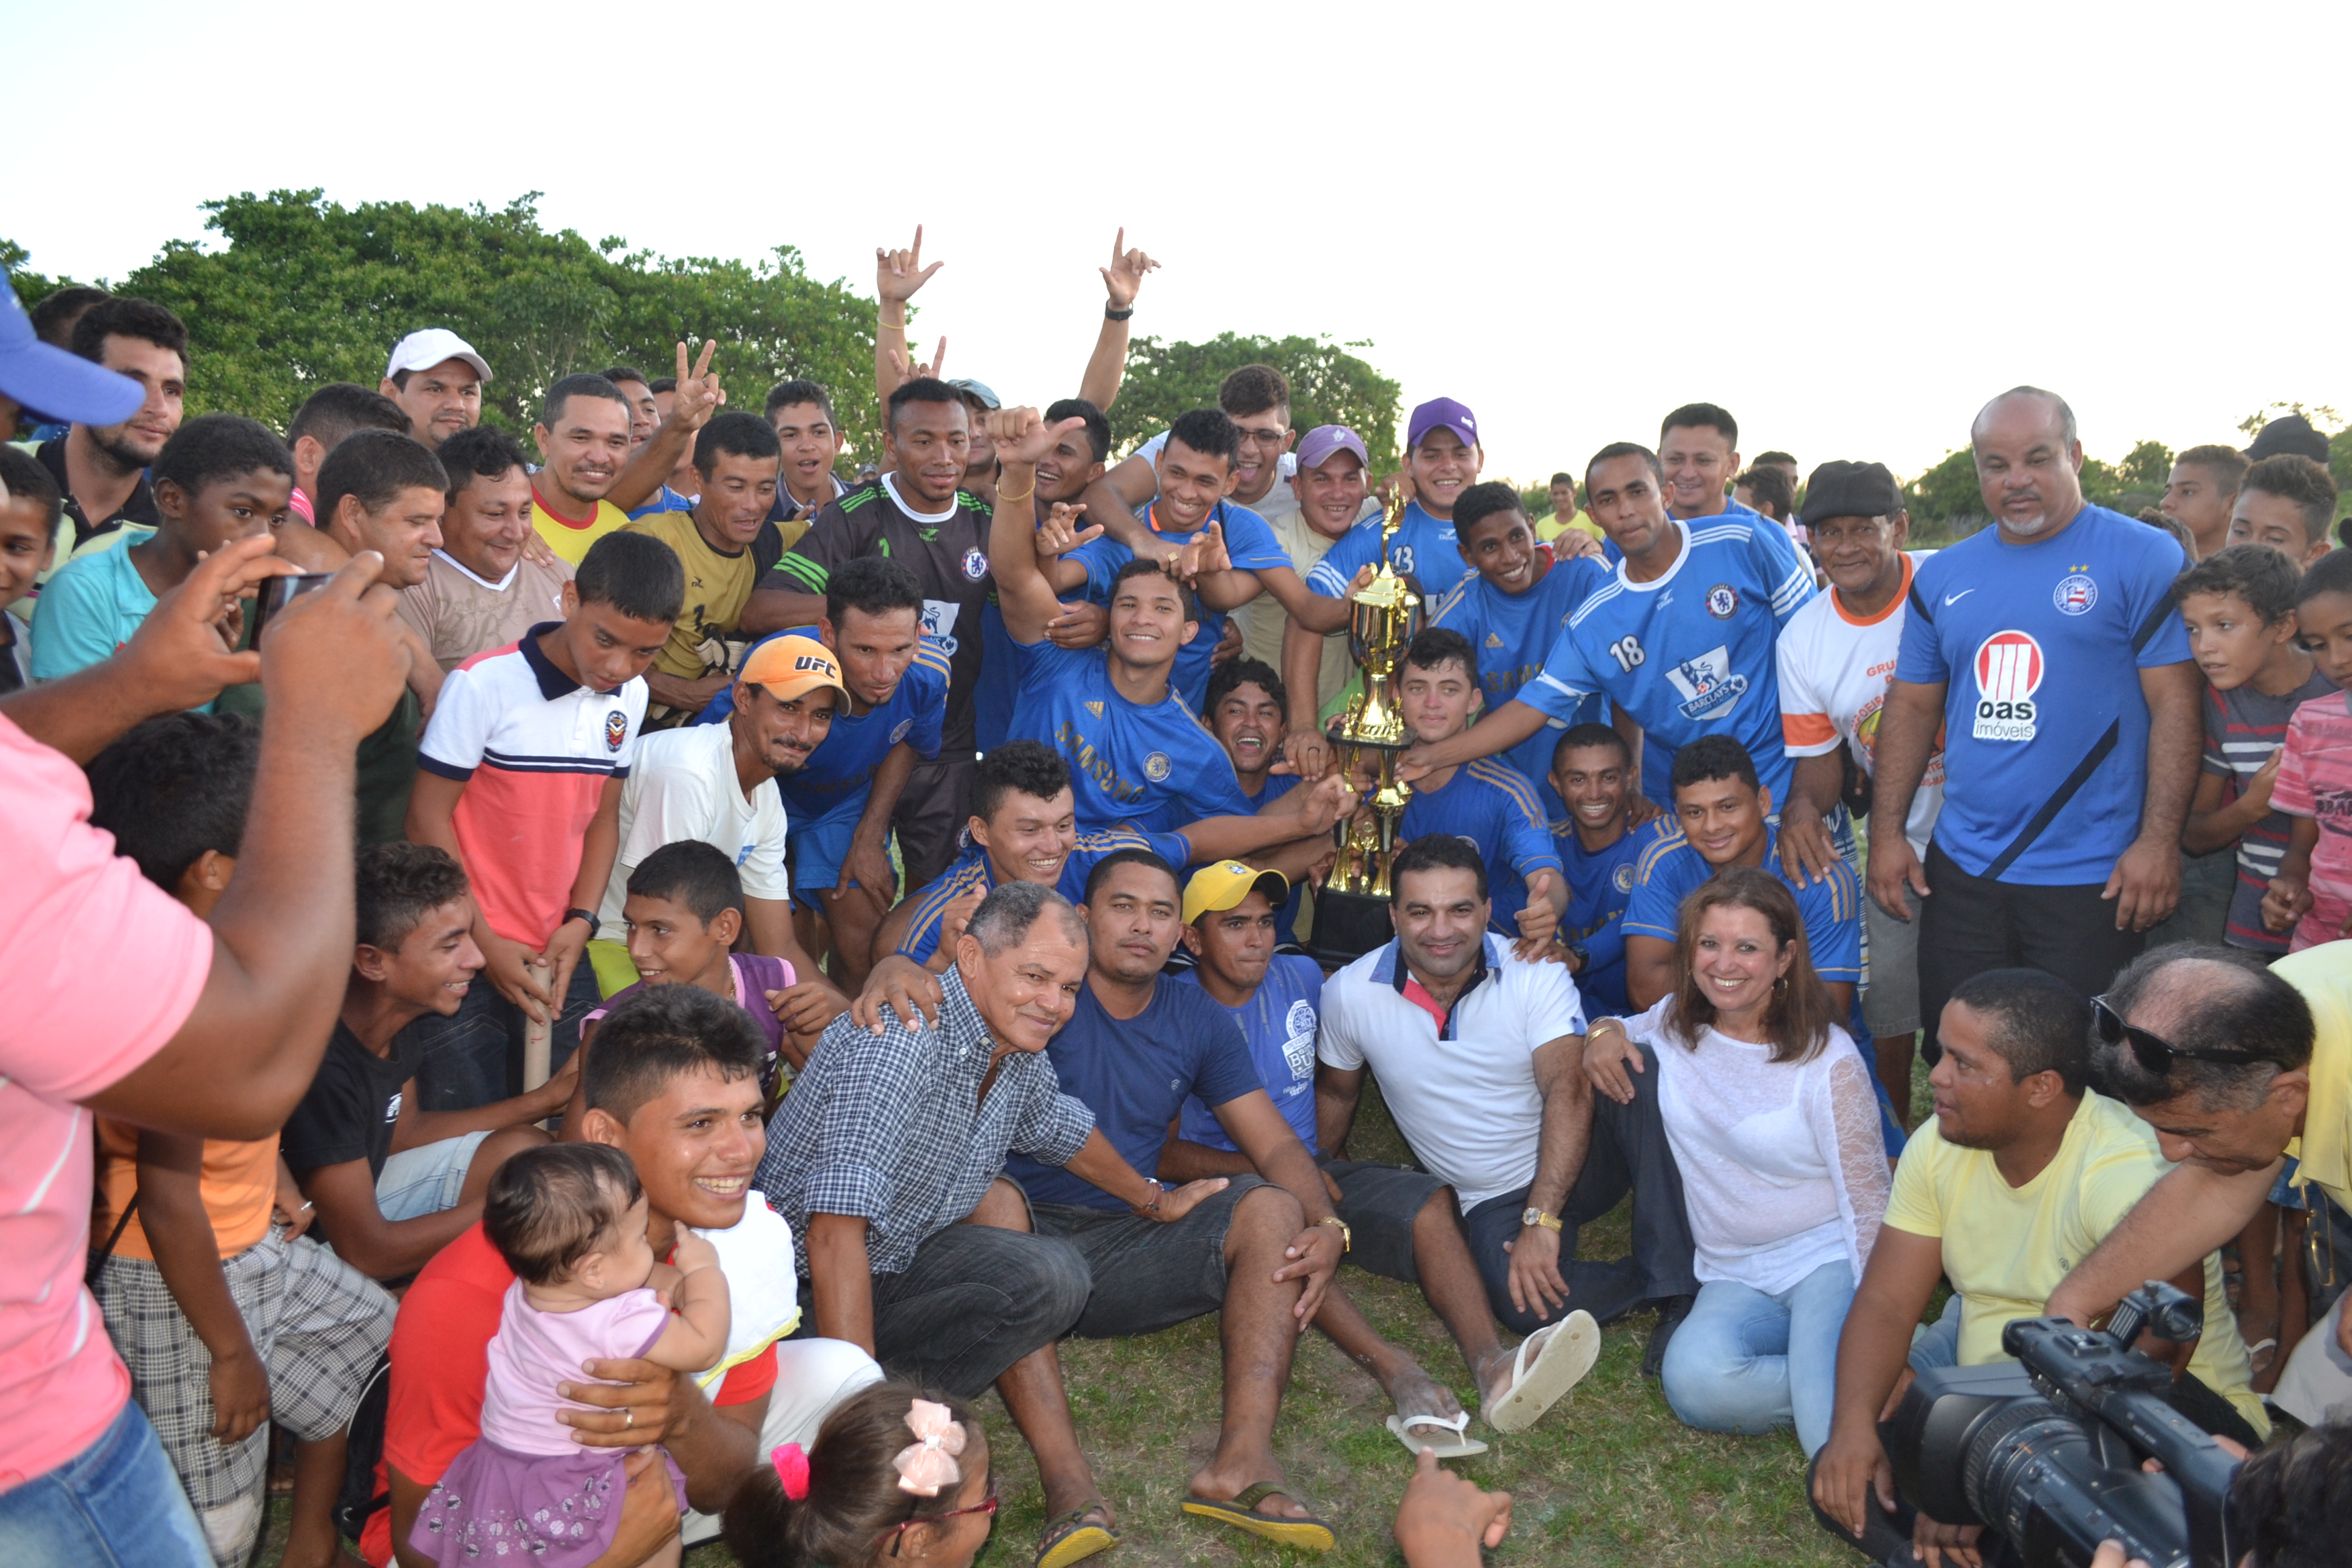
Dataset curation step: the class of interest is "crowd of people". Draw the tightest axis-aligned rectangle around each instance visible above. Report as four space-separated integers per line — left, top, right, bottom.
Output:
2 225 2348 1568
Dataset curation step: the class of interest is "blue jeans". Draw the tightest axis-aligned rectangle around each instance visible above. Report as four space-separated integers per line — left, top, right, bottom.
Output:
1661 1259 1856 1456
1909 1292 1965 1371
0 1399 210 1567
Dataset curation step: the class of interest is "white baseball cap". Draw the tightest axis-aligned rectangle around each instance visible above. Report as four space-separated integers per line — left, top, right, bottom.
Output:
385 327 491 384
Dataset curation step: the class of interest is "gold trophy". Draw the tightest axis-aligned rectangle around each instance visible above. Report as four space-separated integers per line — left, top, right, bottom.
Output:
1309 491 1423 960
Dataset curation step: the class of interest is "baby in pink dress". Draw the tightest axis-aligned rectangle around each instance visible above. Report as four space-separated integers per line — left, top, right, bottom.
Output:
410 1143 730 1568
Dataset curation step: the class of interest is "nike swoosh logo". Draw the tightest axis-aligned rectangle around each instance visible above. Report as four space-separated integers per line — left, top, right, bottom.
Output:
1943 589 1975 605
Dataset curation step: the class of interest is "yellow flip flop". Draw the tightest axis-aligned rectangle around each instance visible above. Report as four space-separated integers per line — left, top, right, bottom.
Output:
1181 1483 1336 1552
1035 1501 1119 1568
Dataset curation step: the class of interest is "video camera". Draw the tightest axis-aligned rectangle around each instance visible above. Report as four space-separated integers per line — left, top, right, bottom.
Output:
1884 1281 2247 1568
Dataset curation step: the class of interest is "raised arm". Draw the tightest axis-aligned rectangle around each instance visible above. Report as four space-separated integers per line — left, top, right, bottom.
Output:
1076 228 1156 412
609 341 724 514
987 407 1101 642
873 225 944 412
80 551 416 1140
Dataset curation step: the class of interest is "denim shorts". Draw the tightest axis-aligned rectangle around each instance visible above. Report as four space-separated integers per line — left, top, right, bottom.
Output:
375 1130 492 1223
1026 1175 1269 1339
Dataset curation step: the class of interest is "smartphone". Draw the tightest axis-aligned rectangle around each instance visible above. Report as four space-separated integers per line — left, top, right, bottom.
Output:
250 572 336 639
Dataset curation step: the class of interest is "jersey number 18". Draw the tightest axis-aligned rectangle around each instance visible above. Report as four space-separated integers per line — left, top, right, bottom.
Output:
1607 635 1646 672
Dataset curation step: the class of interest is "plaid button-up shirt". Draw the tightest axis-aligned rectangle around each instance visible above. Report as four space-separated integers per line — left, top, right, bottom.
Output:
757 966 1094 1277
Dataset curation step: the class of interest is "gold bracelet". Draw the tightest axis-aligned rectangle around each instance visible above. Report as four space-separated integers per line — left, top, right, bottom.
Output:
996 482 1035 503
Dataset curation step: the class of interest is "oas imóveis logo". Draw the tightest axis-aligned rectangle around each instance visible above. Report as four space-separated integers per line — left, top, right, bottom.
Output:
1971 630 2042 742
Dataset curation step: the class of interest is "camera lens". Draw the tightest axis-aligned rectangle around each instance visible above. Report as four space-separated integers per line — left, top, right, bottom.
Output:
1963 1396 2094 1533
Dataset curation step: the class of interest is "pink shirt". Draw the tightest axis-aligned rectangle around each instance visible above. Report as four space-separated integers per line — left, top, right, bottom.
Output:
2268 691 2352 951
0 713 214 1488
479 1281 670 1457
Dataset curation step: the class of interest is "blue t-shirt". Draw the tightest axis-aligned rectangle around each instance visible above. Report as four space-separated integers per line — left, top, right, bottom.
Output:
1427 555 1611 780
1895 505 2191 884
1553 818 1657 1017
696 628 949 825
30 542 158 681
1007 638 1253 833
1007 979 1264 1211
1241 772 1308 941
1306 500 1457 596
1066 500 1290 710
893 826 1194 963
1172 956 1322 1153
975 597 1017 753
625 486 696 521
1401 757 1563 936
1527 515 1814 806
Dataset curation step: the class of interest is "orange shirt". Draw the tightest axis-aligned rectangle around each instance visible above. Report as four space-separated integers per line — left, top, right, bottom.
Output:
93 1121 278 1262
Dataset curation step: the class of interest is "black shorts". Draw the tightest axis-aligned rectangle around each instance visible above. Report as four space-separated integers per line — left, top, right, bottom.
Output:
1025 1176 1271 1338
1320 1158 1448 1285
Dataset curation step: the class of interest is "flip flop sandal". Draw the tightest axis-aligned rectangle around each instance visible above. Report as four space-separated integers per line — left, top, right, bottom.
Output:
2247 1337 2279 1374
1480 1309 1599 1434
1385 1410 1490 1458
1035 1501 1120 1568
1180 1483 1337 1552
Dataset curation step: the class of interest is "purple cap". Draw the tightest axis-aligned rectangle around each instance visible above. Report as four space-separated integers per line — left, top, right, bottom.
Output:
0 273 142 427
1407 396 1478 451
1296 425 1370 471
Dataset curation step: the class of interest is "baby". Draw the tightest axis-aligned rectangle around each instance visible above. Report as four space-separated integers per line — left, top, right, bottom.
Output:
410 1143 730 1567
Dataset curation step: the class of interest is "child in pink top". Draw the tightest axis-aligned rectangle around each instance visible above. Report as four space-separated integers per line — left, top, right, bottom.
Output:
409 1144 730 1568
2262 563 2352 949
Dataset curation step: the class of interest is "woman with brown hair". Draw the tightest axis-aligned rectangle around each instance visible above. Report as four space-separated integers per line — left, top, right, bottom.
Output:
1583 866 1889 1455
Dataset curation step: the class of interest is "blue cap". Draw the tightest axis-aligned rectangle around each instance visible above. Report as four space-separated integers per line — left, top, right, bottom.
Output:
0 274 142 426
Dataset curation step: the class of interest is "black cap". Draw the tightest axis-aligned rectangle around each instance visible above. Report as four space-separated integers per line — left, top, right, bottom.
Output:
2244 414 2331 463
1798 459 1903 526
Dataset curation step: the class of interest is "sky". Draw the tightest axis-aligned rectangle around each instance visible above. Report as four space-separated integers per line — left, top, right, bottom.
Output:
9 0 2349 486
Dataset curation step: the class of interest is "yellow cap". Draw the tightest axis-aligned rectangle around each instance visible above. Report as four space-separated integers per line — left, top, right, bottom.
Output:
1182 861 1290 926
739 635 848 702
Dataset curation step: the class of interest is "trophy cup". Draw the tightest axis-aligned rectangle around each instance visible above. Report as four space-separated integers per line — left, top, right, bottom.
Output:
1307 492 1423 963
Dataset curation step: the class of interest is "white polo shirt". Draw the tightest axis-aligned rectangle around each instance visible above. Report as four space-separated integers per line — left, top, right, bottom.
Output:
1318 933 1586 1211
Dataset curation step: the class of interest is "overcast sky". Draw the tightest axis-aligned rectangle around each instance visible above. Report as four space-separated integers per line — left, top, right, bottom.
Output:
11 0 2348 484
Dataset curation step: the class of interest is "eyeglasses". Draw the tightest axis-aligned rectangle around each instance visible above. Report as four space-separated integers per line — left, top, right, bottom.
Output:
2091 994 2274 1077
884 1476 999 1554
1234 426 1288 448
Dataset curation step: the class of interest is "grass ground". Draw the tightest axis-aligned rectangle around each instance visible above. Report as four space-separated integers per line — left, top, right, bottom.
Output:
267 1070 1933 1568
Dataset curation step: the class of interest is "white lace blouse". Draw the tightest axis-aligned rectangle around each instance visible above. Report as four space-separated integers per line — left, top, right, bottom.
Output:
1624 999 1890 1294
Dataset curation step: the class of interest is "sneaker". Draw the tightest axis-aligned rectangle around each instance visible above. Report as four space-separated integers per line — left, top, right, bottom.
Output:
1638 1294 1694 1380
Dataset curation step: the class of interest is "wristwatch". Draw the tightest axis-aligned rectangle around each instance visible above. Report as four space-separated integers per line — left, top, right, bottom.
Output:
1315 1215 1352 1253
1136 1178 1164 1214
562 907 601 940
1522 1207 1563 1232
1565 943 1589 973
1104 304 1135 321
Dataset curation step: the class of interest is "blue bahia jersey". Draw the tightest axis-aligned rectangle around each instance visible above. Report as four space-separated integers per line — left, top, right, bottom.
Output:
1551 817 1661 1016
1526 515 1814 806
1400 756 1563 936
1173 955 1324 1152
894 824 1194 963
1306 499 1457 597
1007 638 1253 833
1428 555 1611 781
1895 504 2191 885
1066 500 1290 710
701 629 949 825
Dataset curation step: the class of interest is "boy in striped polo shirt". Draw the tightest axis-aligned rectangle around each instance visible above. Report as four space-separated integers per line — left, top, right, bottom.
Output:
403 530 684 1111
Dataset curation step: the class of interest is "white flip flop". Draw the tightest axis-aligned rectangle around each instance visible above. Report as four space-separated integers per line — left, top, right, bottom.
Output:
1385 1410 1489 1459
1480 1310 1599 1434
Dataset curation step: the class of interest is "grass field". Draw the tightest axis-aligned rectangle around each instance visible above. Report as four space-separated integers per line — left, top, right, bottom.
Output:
268 1072 1912 1568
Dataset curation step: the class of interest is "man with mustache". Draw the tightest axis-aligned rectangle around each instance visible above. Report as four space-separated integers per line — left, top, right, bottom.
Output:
588 633 849 1041
1867 387 2200 1063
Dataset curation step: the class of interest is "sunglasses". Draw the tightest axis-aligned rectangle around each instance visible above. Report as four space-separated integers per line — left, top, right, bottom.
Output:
2091 994 2273 1077
884 1476 999 1555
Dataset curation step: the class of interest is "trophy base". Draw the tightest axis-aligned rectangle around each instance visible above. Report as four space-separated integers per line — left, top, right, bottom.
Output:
1307 888 1394 968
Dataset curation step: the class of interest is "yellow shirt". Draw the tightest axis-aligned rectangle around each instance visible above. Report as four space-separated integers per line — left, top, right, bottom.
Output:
528 485 631 566
2273 941 2352 1213
624 510 760 681
1884 1091 2266 1435
1535 510 1603 544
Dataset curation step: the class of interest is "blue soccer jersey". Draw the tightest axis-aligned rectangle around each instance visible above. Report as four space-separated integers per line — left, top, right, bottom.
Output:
1621 824 1861 985
1552 817 1658 1017
1007 638 1253 833
1895 505 2191 885
1306 499 1458 597
1243 771 1308 943
892 824 1194 964
1427 554 1610 782
1526 515 1815 806
1400 756 1563 936
1066 500 1290 710
1172 955 1324 1152
708 628 948 825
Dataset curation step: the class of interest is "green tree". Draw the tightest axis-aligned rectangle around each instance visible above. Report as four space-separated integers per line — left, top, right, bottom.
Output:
8 190 880 455
1109 331 1402 473
1903 446 1983 527
2115 438 2172 491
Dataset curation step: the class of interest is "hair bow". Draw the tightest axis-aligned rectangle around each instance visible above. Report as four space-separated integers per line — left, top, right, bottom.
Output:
770 1442 811 1501
892 1399 966 1496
